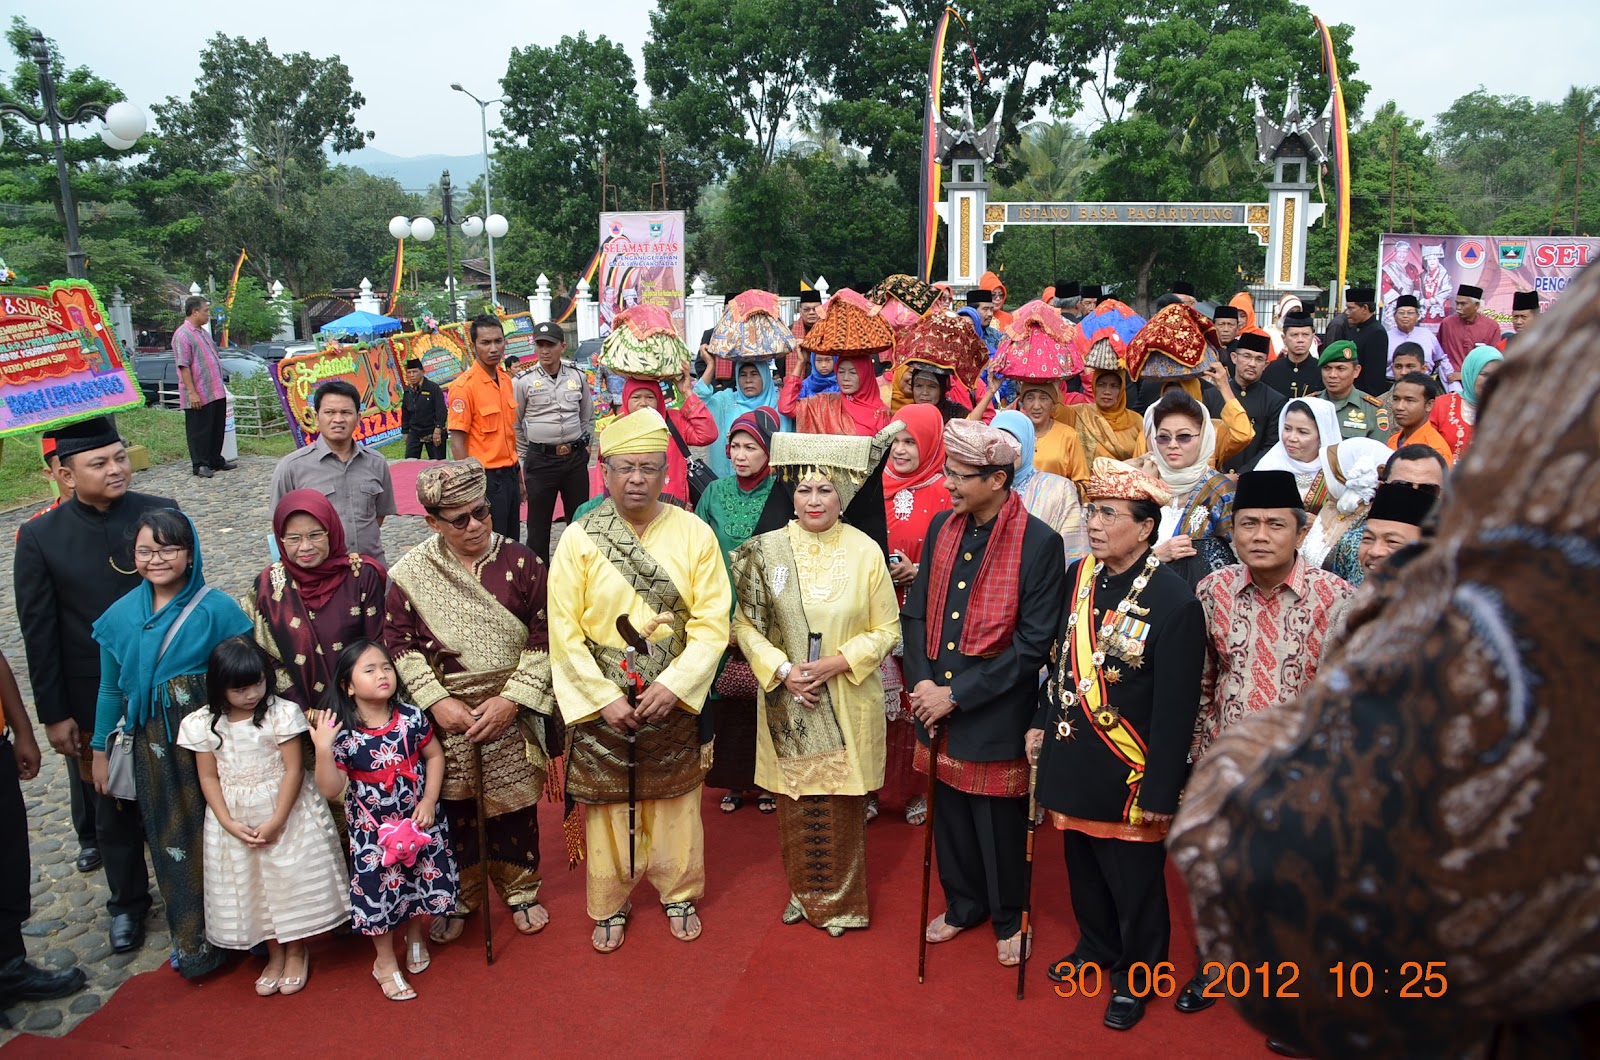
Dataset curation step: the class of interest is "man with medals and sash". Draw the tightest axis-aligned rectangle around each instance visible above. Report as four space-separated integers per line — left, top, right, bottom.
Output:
902 420 1067 970
1028 457 1206 1031
383 458 557 949
729 425 903 936
549 408 732 953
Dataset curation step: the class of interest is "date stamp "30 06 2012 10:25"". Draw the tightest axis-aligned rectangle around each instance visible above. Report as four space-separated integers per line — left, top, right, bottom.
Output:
1051 960 1450 1000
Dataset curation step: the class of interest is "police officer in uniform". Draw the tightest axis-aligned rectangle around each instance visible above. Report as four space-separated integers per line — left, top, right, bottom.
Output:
514 321 594 561
1315 340 1392 441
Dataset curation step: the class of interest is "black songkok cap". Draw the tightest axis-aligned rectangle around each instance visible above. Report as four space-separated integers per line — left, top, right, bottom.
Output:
1511 290 1539 311
44 415 120 460
405 358 424 370
1237 332 1271 355
1081 284 1104 299
1171 280 1196 297
1393 294 1420 310
1346 287 1376 304
1232 470 1305 512
1283 312 1316 330
1367 481 1436 527
965 289 993 306
1458 284 1484 300
798 289 822 304
1211 306 1243 321
1056 281 1079 301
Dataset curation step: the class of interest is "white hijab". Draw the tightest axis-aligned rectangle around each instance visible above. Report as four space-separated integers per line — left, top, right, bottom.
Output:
1142 395 1218 496
1254 397 1340 477
1322 437 1392 515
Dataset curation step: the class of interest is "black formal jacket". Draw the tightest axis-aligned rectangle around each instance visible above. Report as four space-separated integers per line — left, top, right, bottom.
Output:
902 507 1065 763
1349 316 1390 396
401 378 447 434
14 491 178 728
1033 552 1205 820
1261 355 1322 400
1223 379 1288 473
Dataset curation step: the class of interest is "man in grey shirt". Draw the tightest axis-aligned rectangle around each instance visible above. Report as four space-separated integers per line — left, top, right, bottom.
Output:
271 379 398 566
514 321 593 561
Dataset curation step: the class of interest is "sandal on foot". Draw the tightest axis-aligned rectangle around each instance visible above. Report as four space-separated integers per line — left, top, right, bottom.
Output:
279 950 310 995
592 901 631 953
865 795 880 822
756 795 777 814
924 913 966 944
428 915 466 945
254 974 280 997
781 897 805 925
406 940 431 975
373 966 416 1001
997 930 1033 967
905 796 928 826
665 900 702 942
511 902 549 935
720 793 743 813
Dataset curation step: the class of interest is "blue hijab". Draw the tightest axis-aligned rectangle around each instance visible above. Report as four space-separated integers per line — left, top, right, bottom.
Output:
699 361 791 477
92 511 252 735
798 353 839 398
1460 343 1504 407
992 409 1037 490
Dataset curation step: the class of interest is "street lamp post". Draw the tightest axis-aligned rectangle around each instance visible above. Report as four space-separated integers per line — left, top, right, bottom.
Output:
0 30 146 279
451 83 507 310
389 169 508 323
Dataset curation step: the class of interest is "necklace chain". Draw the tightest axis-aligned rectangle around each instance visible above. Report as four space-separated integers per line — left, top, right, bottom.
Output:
1055 553 1160 739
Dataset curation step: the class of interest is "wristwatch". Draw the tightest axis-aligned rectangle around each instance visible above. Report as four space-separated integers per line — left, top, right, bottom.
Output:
776 662 794 682
948 689 959 711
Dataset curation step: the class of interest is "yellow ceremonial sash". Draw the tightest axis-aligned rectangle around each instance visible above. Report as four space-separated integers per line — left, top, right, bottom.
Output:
1067 559 1149 825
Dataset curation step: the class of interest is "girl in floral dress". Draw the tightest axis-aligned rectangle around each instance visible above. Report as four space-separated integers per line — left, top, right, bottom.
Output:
310 640 457 1002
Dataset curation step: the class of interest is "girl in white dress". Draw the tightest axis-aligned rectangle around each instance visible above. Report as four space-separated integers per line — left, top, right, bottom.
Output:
177 637 349 997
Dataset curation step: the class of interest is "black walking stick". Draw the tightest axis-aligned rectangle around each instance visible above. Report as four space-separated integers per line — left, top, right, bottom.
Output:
917 726 946 984
615 616 654 882
469 741 494 966
1017 758 1039 999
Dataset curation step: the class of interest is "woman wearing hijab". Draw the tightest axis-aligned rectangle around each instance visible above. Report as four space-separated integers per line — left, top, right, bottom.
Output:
881 405 951 825
611 376 717 503
1304 437 1391 570
1060 342 1149 463
731 426 901 935
1132 390 1237 589
1429 343 1503 455
782 355 892 436
1013 380 1090 489
992 410 1091 566
694 359 792 478
697 407 783 815
1254 396 1343 507
89 509 252 979
245 490 388 713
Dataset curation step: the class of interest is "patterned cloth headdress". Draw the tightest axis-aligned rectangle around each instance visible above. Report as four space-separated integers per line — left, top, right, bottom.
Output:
707 289 798 363
799 289 895 358
943 418 1022 468
891 309 990 387
597 304 692 379
868 274 943 317
600 408 671 457
1126 303 1221 381
1084 457 1173 506
767 421 904 508
1072 299 1147 360
416 458 487 509
1083 329 1128 371
993 299 1084 379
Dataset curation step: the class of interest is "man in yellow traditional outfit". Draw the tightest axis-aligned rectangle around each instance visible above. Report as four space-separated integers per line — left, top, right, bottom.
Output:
731 427 902 936
384 458 557 949
549 408 732 953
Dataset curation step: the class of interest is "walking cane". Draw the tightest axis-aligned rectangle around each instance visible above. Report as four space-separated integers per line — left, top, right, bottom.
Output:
1016 758 1039 999
469 741 494 966
917 726 946 984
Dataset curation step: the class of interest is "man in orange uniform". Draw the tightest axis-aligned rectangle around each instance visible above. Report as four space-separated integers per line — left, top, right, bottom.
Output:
448 313 525 539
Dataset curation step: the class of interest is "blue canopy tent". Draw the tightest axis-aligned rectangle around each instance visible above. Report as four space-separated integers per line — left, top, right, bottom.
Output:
318 309 403 339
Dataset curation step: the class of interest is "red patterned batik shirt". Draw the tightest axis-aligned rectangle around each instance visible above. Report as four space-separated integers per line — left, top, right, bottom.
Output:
1191 559 1355 760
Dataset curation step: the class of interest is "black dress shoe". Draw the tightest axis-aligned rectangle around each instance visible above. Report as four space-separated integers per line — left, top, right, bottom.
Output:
1266 1040 1312 1058
110 912 145 953
194 466 215 478
216 459 239 471
1174 965 1222 1013
0 956 88 1002
1103 991 1146 1031
1046 952 1099 983
75 847 103 873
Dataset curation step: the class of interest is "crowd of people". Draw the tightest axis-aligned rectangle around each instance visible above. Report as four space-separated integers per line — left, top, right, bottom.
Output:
0 264 1572 1055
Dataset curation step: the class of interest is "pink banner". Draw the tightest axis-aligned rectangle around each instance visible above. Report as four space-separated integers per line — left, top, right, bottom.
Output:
597 211 686 339
1377 233 1595 330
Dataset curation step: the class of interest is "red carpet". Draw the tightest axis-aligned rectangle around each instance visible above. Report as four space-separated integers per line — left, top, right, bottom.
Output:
6 790 1265 1058
389 459 602 519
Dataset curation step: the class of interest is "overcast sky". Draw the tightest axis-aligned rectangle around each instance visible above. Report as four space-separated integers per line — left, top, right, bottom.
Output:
19 0 1599 159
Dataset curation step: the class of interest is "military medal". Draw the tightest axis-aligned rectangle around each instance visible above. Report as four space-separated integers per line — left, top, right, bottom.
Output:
1055 554 1160 738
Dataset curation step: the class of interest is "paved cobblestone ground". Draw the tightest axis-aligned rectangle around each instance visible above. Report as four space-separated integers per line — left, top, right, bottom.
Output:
0 455 437 1041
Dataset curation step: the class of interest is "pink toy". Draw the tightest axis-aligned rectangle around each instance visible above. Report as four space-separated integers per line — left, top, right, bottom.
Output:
354 800 433 867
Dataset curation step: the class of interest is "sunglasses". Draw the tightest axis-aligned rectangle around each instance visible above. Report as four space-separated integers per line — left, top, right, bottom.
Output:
437 502 492 530
1386 480 1443 496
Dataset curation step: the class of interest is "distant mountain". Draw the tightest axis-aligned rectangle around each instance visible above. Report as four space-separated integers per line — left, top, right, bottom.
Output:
336 147 486 192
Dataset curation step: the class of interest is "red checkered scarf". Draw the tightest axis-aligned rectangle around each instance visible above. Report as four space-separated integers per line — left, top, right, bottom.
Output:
924 490 1029 660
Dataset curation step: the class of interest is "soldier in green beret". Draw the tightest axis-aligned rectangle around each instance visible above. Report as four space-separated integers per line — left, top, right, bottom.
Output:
1314 340 1392 441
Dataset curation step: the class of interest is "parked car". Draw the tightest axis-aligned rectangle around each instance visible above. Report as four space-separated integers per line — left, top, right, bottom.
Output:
132 350 267 407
